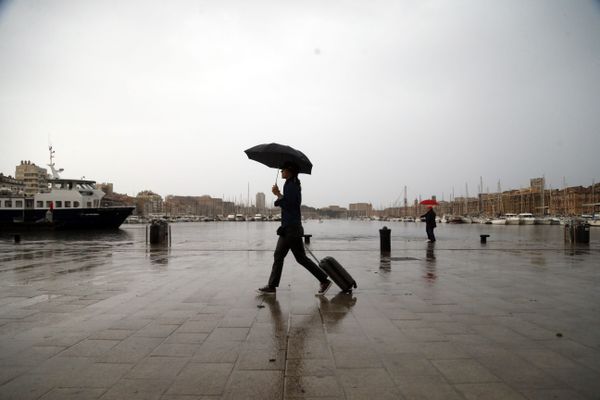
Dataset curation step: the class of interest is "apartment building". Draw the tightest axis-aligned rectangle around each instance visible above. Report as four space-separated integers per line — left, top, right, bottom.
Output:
15 161 48 196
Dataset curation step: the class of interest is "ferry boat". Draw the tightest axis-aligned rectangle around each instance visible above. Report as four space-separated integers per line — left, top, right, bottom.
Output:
0 148 134 229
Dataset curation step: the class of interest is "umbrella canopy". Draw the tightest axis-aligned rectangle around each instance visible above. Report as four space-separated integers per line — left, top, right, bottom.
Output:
420 199 439 206
244 143 313 174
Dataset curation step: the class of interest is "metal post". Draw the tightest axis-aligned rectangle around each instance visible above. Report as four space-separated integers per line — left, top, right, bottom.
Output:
379 226 391 255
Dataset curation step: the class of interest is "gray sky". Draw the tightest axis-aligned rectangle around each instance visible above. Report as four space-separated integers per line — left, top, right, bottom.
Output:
1 0 599 208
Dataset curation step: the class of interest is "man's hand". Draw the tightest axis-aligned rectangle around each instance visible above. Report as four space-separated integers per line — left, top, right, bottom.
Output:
272 184 282 198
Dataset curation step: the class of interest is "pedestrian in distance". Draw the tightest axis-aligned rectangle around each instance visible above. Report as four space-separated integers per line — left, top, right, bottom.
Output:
257 161 332 295
421 206 437 242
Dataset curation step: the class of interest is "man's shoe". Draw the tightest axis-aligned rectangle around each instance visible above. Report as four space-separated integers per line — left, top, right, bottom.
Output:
317 280 332 295
257 285 276 294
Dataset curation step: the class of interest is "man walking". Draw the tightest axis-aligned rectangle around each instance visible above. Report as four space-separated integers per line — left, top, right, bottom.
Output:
421 206 437 242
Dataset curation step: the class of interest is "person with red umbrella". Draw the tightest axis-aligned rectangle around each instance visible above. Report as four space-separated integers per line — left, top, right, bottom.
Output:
420 200 438 242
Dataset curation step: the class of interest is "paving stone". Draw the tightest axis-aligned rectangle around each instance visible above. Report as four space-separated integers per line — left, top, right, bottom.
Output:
39 387 106 400
59 362 133 388
455 382 528 400
99 378 173 399
205 327 250 341
285 375 342 398
126 356 189 379
382 353 441 378
61 339 120 357
192 341 242 363
237 348 286 370
88 329 135 341
223 370 283 400
518 388 589 400
150 343 197 357
163 332 209 344
338 368 396 389
166 363 234 396
432 359 500 384
285 358 336 377
331 346 383 369
98 337 164 363
395 375 464 400
133 322 179 338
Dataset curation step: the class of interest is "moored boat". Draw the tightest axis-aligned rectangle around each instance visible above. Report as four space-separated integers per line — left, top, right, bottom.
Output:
518 213 536 225
0 148 133 229
588 214 600 227
490 216 507 225
505 213 520 225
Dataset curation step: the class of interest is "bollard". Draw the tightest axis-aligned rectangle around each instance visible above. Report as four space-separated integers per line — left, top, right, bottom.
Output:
480 234 490 244
14 234 21 244
575 222 590 244
379 226 391 254
303 234 312 244
565 219 590 244
149 220 170 245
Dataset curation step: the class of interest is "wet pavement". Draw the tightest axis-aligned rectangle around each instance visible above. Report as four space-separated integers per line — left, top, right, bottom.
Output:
0 221 599 399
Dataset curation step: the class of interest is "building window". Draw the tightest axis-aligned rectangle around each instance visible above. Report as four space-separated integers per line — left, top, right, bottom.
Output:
55 201 62 208
74 201 80 208
65 201 71 208
37 201 43 208
46 201 53 208
87 202 92 208
4 200 11 208
15 200 23 208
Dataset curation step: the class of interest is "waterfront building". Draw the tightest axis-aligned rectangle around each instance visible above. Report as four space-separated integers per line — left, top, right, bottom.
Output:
256 192 266 212
97 182 113 195
164 195 232 217
349 202 372 218
319 205 348 219
0 173 25 194
15 161 47 197
136 190 163 216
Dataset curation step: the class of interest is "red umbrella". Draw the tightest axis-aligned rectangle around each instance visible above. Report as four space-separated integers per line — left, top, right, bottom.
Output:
420 199 439 206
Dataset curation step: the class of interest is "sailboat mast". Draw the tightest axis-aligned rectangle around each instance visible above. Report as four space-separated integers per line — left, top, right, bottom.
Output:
465 183 469 215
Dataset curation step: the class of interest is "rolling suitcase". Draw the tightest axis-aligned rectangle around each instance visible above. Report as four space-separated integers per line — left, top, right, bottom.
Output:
306 247 357 293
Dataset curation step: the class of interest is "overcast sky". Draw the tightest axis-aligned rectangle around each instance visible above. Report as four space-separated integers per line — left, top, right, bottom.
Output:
1 0 599 208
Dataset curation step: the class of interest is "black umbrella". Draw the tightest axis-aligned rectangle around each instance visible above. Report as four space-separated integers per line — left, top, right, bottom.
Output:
244 143 313 174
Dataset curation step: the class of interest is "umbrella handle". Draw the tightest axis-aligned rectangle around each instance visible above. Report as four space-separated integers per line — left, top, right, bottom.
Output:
275 170 279 185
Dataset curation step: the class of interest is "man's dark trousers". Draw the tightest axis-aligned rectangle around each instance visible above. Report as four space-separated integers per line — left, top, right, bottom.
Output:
426 226 436 241
268 232 328 288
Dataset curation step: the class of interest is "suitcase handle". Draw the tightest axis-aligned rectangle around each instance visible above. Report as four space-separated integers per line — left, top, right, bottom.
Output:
304 245 321 265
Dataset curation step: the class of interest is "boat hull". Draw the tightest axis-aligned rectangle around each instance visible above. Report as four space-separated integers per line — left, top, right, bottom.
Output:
0 207 135 230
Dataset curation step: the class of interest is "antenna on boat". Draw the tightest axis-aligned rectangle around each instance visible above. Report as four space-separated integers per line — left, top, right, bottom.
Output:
47 145 64 179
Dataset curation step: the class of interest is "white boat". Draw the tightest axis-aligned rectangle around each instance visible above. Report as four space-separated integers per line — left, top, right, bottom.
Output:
505 213 520 225
490 216 507 225
235 214 246 221
589 214 600 227
0 148 134 229
226 214 236 221
534 216 552 225
518 213 536 225
253 214 265 221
